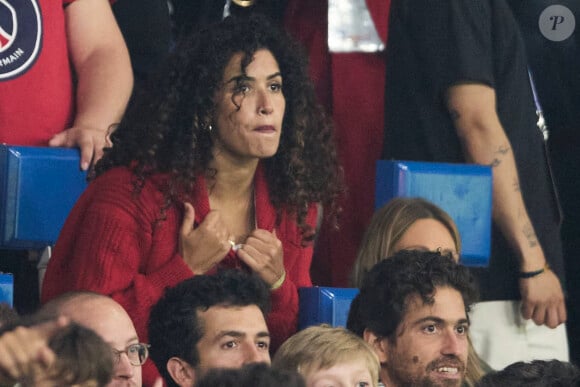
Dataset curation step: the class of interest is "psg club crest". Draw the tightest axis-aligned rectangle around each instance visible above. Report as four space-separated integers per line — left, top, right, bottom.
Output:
0 0 42 80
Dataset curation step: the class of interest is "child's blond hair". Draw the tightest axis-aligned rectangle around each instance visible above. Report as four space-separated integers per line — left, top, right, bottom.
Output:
273 324 379 387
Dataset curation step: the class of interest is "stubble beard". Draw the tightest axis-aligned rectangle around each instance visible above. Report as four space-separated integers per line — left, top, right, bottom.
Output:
385 357 465 387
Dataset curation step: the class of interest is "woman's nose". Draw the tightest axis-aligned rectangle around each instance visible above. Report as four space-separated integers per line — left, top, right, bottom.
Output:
257 90 273 115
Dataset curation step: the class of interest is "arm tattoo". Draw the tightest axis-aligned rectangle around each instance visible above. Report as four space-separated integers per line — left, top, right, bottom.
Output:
496 145 510 155
490 144 511 168
523 223 539 248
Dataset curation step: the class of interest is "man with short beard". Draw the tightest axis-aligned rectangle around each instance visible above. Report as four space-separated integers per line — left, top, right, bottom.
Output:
347 250 478 387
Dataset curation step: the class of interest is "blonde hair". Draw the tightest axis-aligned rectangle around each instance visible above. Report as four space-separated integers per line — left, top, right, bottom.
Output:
466 339 487 386
351 197 461 287
273 325 380 387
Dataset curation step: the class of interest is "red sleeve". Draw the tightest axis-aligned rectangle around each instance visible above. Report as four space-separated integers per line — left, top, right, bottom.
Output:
266 204 317 351
267 273 302 351
41 169 193 343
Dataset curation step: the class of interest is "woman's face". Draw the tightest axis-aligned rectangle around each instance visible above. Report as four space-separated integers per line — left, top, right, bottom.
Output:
393 218 459 261
212 49 285 163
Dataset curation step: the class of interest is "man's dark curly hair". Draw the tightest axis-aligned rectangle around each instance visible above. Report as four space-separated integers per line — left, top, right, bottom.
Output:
346 250 478 339
95 14 343 230
476 360 580 387
147 269 271 387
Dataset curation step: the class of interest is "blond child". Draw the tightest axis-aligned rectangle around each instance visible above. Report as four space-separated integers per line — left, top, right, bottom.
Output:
273 325 379 387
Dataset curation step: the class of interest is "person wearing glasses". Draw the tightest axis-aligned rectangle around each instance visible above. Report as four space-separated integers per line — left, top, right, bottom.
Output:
39 291 156 387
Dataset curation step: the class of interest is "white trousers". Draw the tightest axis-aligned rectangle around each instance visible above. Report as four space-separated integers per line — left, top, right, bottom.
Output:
468 300 569 370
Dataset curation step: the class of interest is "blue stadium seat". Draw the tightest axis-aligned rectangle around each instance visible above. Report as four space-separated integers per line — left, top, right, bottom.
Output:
299 287 359 330
376 160 492 267
0 145 88 249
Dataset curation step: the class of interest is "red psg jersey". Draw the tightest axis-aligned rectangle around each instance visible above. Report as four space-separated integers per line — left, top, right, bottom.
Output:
0 0 75 145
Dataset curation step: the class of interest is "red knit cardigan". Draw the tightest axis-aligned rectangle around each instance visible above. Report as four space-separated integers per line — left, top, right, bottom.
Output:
42 164 317 385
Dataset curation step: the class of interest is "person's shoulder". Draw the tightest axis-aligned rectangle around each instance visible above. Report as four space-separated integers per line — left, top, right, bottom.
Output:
78 167 134 206
88 167 168 204
89 166 135 192
92 167 168 190
85 167 171 220
93 166 132 180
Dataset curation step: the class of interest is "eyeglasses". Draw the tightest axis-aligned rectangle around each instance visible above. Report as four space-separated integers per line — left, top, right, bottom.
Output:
112 343 150 366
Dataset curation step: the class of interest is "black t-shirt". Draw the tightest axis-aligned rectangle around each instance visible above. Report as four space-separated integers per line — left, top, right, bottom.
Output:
171 0 288 40
383 0 563 301
508 0 580 134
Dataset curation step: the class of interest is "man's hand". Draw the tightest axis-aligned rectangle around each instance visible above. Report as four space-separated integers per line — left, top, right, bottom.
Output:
48 124 108 170
0 317 69 383
237 229 285 287
519 269 566 328
179 202 232 274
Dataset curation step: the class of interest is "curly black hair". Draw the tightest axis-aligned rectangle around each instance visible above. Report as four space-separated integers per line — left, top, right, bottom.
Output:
477 360 580 387
346 250 478 339
96 14 343 230
147 269 271 387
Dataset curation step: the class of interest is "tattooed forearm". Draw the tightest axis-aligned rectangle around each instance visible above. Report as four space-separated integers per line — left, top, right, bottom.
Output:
496 144 510 155
523 223 539 248
490 144 511 168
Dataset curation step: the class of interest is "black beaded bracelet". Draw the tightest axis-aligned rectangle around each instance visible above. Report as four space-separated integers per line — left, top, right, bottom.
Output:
519 263 550 279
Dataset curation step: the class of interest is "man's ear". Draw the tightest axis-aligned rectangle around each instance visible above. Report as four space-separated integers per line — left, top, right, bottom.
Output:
363 328 389 364
167 357 196 387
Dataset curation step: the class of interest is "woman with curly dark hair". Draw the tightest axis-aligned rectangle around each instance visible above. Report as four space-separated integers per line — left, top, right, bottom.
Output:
42 14 343 385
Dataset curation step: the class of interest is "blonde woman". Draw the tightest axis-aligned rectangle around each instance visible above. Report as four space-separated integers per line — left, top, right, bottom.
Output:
352 197 460 287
